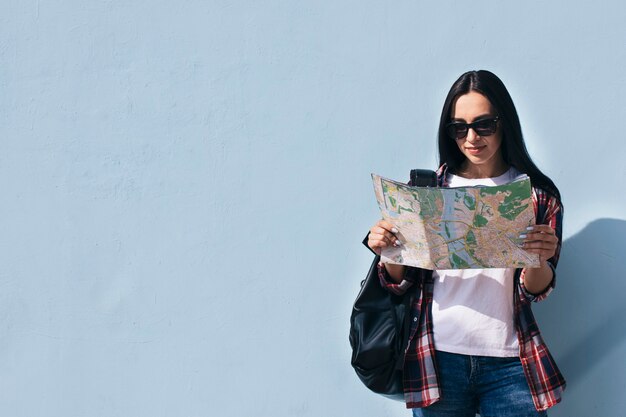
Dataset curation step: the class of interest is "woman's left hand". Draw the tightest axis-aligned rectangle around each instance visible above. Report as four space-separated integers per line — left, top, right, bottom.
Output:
521 224 558 263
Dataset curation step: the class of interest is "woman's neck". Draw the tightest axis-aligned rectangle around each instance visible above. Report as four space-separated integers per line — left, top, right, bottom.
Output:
456 160 510 179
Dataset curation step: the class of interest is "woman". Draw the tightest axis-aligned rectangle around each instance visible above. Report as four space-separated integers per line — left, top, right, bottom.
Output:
367 70 565 416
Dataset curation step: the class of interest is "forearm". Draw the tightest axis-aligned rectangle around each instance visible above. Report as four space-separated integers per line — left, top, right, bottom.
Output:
382 263 405 284
522 261 554 295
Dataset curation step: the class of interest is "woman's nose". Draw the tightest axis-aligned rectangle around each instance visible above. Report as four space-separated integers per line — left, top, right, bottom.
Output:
466 127 480 142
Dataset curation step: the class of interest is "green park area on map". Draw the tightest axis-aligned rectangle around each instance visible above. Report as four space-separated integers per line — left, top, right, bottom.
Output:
371 173 539 269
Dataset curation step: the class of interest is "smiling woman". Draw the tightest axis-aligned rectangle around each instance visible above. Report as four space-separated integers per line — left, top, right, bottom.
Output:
365 70 565 416
449 92 506 177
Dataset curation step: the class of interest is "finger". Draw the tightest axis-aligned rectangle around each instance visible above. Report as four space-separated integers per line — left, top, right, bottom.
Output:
371 226 400 245
520 227 558 243
521 234 557 247
378 234 402 247
370 235 392 248
370 226 398 245
522 241 556 251
521 243 556 258
377 220 399 234
368 239 399 255
369 232 399 248
370 223 396 236
523 234 558 244
524 224 556 236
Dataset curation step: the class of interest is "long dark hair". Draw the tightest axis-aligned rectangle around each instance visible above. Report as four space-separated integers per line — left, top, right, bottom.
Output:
437 70 561 201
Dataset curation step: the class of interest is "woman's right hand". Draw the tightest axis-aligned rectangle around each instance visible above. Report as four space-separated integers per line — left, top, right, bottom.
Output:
367 220 401 256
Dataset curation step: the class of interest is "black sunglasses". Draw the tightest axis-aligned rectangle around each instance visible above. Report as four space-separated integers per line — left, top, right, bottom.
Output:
445 116 499 140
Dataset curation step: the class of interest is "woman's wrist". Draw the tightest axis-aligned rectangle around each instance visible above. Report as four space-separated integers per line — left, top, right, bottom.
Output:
522 261 554 295
382 263 405 284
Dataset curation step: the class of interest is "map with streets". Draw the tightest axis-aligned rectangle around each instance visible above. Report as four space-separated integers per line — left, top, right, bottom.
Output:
371 173 539 269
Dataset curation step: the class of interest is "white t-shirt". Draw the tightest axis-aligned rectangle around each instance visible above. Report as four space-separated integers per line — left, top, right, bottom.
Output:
432 167 525 357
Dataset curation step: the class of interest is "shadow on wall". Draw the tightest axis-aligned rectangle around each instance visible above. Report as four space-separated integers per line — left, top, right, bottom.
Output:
534 218 626 416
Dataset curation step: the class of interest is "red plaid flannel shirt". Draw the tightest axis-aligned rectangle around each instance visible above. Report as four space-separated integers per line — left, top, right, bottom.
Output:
378 165 566 412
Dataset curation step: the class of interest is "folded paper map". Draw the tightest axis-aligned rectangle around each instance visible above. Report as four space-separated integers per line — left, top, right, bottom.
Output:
371 173 539 269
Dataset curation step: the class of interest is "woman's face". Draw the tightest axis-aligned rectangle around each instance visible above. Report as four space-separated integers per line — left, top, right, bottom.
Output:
451 91 504 174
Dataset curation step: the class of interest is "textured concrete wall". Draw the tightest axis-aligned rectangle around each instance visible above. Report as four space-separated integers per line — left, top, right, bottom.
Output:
1 1 625 416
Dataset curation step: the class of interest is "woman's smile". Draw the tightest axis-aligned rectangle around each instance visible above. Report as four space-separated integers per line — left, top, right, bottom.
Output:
464 145 486 155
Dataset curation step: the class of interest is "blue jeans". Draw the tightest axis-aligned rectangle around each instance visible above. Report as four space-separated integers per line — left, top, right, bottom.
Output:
412 351 547 417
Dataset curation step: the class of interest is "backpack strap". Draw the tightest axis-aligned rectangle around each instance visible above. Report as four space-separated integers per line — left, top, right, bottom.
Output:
410 169 437 187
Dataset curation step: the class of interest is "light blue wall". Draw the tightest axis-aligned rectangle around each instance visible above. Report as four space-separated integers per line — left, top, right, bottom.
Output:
1 1 624 416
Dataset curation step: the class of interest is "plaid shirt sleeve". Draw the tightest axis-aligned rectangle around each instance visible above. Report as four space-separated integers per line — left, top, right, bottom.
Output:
378 263 418 296
515 187 566 411
519 187 564 302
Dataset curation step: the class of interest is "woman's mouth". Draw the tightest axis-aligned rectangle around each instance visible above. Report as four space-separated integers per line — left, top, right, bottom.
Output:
465 146 485 155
